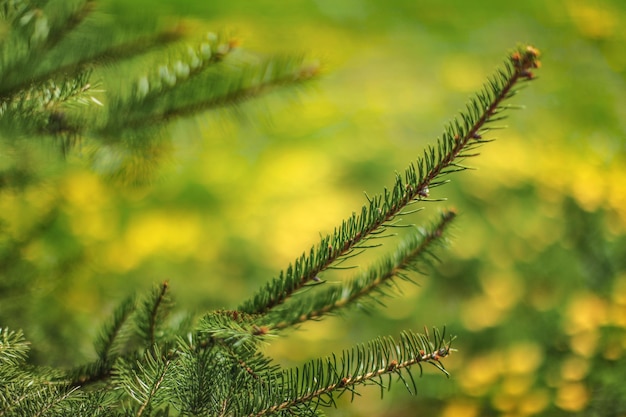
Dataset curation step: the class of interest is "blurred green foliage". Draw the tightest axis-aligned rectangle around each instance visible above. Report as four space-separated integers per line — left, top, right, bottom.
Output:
1 0 626 416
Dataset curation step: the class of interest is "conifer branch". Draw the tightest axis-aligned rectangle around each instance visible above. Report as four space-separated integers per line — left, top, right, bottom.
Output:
104 51 318 134
0 4 184 107
264 210 456 331
197 310 266 350
239 45 541 316
137 281 171 348
171 335 282 416
0 71 98 140
57 24 186 74
67 307 263 389
67 292 141 386
0 328 30 370
66 283 170 387
112 346 172 416
0 0 96 95
94 294 137 361
1 6 319 158
241 329 453 416
32 387 80 417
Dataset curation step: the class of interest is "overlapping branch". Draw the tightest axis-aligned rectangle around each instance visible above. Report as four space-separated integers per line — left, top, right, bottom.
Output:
239 45 541 316
0 1 320 156
263 210 457 331
240 328 453 416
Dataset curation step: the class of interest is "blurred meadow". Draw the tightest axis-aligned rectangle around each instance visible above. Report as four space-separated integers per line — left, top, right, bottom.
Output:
2 0 626 416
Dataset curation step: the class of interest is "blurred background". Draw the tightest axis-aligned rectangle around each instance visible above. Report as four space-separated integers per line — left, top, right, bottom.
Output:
1 0 625 416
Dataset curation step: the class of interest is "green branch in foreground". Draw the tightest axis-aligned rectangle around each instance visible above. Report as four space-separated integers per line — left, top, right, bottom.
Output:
263 210 457 331
241 328 453 416
239 45 541 316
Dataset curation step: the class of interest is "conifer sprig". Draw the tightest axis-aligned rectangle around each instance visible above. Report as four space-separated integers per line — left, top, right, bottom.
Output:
263 210 456 331
197 311 266 350
108 51 317 133
137 282 171 348
0 0 320 158
94 294 137 361
0 328 29 370
241 328 453 416
112 346 172 416
0 0 95 95
239 45 541 316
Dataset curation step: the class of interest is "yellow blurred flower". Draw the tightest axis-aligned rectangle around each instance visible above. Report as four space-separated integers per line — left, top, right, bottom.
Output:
501 375 534 396
555 382 589 412
569 330 599 358
492 391 517 413
505 342 544 375
460 295 504 331
564 292 609 334
560 355 589 381
609 304 626 328
480 271 523 311
60 172 119 242
566 1 619 39
106 210 204 271
459 352 503 396
62 171 109 208
440 54 485 93
570 164 606 212
518 389 550 416
441 399 480 417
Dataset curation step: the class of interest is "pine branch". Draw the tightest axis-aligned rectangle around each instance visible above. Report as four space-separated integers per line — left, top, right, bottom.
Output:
1 5 319 160
0 0 96 95
67 308 262 390
197 310 266 351
29 386 80 417
0 71 98 139
67 283 170 387
94 294 137 361
0 381 80 417
112 346 172 416
40 23 186 82
240 328 453 416
136 282 171 348
0 328 30 370
0 1 185 114
102 50 318 134
143 54 316 127
263 210 456 331
171 337 277 417
239 45 541 316
98 32 237 132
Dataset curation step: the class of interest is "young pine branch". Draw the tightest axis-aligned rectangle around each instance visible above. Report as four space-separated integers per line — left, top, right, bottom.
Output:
0 2 320 156
112 346 172 416
240 328 453 416
0 328 30 371
239 45 541 316
93 294 137 361
68 282 170 387
109 50 318 134
262 210 457 331
0 0 96 96
136 281 171 349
